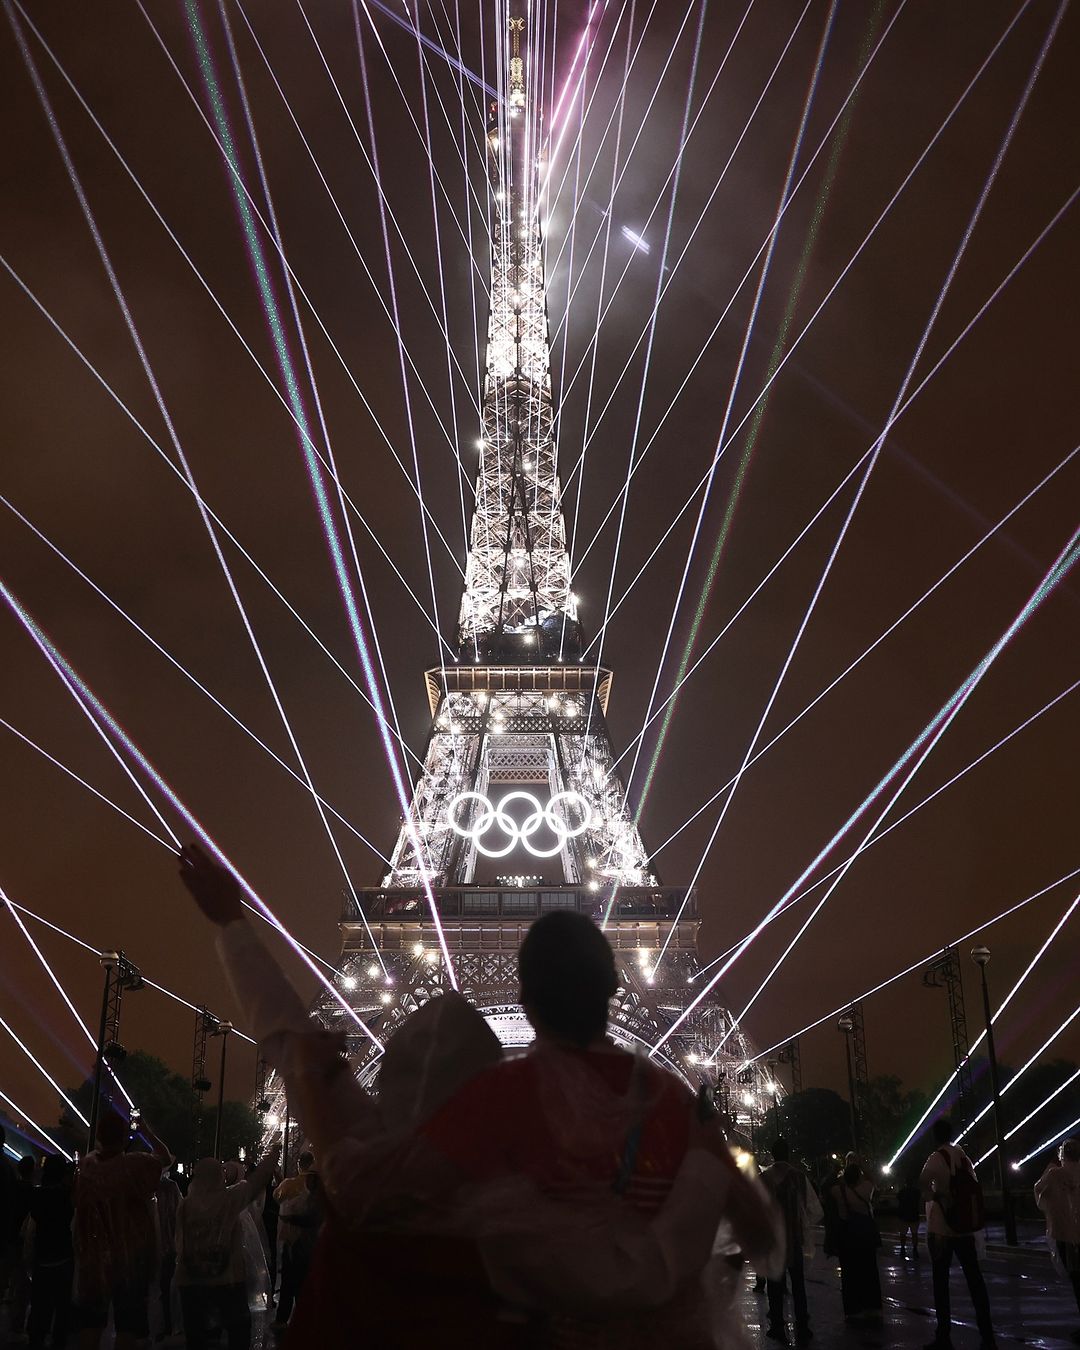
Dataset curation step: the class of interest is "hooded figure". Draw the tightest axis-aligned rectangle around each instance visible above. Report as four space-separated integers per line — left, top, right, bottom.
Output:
1035 1139 1080 1319
175 1147 278 1350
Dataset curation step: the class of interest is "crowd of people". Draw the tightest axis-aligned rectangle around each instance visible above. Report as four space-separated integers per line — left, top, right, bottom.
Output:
0 839 1077 1348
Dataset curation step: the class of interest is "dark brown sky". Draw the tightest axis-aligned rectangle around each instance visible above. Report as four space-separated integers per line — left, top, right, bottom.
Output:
1 0 1078 1151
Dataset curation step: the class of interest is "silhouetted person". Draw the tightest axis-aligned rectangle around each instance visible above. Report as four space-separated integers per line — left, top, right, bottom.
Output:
155 1168 182 1340
820 1157 844 1264
420 909 779 1341
835 1159 881 1320
273 1151 321 1328
27 1154 74 1350
10 1154 35 1333
919 1117 995 1349
260 1168 280 1302
897 1175 922 1259
761 1138 821 1344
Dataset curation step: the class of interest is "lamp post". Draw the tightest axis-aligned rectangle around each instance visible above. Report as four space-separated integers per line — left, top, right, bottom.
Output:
837 1014 859 1153
970 947 1017 1246
212 1021 233 1159
87 951 119 1152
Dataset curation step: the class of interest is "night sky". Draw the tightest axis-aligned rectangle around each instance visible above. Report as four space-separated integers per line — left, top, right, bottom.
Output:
1 0 1078 1148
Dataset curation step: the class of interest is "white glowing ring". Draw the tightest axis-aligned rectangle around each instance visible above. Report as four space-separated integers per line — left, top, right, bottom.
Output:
447 790 592 859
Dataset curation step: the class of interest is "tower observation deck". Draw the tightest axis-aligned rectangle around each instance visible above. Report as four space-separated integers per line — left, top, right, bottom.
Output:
301 2 766 1096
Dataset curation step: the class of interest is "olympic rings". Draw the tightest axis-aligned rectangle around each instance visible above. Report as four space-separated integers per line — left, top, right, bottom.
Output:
446 790 592 859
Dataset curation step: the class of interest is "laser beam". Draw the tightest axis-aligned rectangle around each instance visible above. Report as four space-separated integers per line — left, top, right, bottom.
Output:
10 2 388 973
688 675 1080 986
977 1065 1080 1167
745 865 1080 1068
3 887 138 1109
0 579 386 1046
633 0 886 813
1015 1111 1080 1168
650 525 1080 1058
887 888 1079 1163
0 1088 72 1160
0 1013 89 1127
955 1002 1080 1147
663 11 1065 992
181 0 455 984
627 444 1080 846
570 0 1026 588
625 0 835 838
5 895 256 1046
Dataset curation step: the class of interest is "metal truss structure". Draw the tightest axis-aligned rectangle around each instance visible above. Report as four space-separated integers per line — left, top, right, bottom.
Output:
265 2 773 1128
779 1036 803 1095
839 1001 873 1155
923 944 974 1126
191 1006 217 1163
88 950 143 1148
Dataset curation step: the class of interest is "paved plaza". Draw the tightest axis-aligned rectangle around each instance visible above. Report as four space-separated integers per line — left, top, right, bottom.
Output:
738 1228 1080 1350
4 1226 1077 1349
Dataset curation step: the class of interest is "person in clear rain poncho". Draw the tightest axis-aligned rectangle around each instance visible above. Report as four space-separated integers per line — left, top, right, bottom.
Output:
178 842 782 1350
1035 1138 1080 1337
174 1145 279 1350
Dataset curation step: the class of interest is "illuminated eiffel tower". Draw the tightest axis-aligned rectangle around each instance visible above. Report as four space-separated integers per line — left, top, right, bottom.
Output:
302 3 768 1108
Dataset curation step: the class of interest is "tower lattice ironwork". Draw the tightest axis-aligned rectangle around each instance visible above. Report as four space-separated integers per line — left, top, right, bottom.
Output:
274 3 768 1115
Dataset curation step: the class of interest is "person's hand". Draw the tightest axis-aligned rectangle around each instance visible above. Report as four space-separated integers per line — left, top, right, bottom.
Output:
178 842 243 926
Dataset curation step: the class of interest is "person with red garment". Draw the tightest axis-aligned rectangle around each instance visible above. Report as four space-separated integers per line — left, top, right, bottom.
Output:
178 842 779 1348
421 910 695 1213
410 909 779 1347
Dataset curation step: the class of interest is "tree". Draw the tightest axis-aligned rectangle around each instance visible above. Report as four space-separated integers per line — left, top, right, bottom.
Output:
781 1088 852 1177
202 1101 262 1162
860 1074 931 1162
63 1050 258 1162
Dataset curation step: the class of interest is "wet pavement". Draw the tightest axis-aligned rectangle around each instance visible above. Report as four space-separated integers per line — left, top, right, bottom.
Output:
3 1230 1077 1348
739 1231 1080 1350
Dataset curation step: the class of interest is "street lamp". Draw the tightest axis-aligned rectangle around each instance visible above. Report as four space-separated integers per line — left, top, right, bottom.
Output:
970 947 1017 1246
212 1021 233 1159
766 1059 782 1138
837 1015 859 1153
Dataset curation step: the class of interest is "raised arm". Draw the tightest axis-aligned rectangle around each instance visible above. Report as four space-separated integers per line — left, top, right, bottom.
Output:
142 1121 174 1169
177 843 377 1151
238 1143 281 1206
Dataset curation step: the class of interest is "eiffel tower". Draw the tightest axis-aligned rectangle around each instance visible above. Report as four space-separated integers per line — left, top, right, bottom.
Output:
294 5 769 1115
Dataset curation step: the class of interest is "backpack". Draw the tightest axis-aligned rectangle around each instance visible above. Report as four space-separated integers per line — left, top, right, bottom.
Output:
936 1148 985 1234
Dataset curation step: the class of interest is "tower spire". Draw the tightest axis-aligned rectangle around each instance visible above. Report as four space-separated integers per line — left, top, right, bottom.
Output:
458 2 580 662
